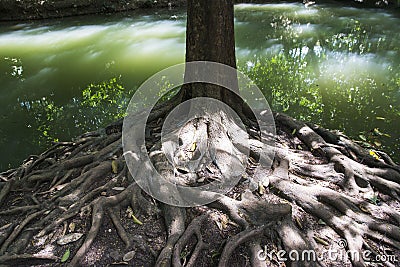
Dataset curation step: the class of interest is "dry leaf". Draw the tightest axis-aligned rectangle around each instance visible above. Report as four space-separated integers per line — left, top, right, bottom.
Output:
57 233 84 245
112 187 125 191
68 222 75 232
112 160 118 174
189 142 197 152
313 235 329 246
258 181 265 195
295 216 303 229
123 251 135 262
359 204 371 214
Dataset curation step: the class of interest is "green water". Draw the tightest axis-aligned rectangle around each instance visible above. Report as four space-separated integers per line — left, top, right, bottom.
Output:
0 3 399 171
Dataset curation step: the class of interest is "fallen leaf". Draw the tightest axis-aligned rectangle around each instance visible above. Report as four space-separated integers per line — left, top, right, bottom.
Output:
189 142 197 152
131 214 143 225
297 145 302 150
112 187 125 191
123 251 135 262
220 214 229 229
57 233 84 245
215 220 223 231
112 160 118 174
295 216 303 229
61 248 70 263
258 181 265 195
68 222 75 232
359 204 371 214
369 150 380 160
313 235 329 246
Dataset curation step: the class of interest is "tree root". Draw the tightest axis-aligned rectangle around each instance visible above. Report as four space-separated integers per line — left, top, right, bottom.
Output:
218 224 271 267
155 205 186 266
0 210 44 254
0 108 399 266
0 253 58 265
172 214 208 267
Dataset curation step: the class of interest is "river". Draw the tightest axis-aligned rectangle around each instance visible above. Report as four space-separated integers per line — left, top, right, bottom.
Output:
0 3 399 171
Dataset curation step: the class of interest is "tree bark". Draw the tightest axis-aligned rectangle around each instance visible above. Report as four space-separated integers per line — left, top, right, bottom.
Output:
183 0 237 98
182 0 255 122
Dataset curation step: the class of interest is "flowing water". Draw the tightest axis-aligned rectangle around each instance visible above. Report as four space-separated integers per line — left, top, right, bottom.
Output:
0 3 399 171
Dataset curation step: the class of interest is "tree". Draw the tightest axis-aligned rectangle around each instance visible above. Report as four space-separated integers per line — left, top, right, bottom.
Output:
1 1 400 266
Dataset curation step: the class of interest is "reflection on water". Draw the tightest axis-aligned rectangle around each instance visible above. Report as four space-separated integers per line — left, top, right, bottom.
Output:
0 4 399 170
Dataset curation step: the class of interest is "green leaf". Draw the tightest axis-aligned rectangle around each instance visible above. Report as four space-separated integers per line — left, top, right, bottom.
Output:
358 134 366 141
131 214 143 225
375 116 385 121
369 195 379 205
61 248 70 263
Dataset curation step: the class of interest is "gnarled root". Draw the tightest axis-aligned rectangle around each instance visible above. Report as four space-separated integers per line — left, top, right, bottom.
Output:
0 108 399 266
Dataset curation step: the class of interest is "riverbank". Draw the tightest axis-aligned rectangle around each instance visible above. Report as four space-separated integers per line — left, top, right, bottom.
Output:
0 0 186 21
1 0 398 21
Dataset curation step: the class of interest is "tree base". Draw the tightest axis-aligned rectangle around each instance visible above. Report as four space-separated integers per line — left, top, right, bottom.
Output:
0 102 399 266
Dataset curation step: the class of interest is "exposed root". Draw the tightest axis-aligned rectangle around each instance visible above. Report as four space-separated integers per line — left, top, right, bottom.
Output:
69 200 104 266
0 106 399 266
0 180 12 205
172 214 208 267
218 224 271 267
0 253 58 265
108 206 131 248
155 205 186 266
0 210 44 254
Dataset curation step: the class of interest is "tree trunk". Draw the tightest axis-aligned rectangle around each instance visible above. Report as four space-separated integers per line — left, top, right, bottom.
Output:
183 0 237 98
185 0 236 68
182 0 254 122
